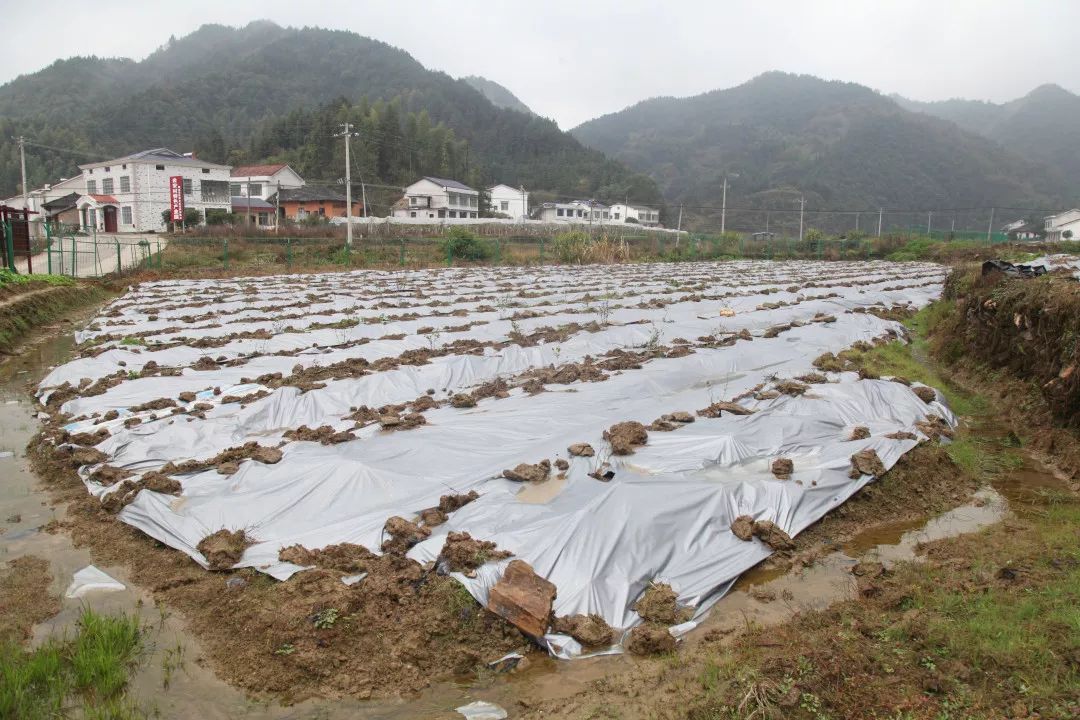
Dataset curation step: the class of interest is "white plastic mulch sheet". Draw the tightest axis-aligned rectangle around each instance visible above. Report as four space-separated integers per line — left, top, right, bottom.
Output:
1024 253 1080 280
40 260 952 649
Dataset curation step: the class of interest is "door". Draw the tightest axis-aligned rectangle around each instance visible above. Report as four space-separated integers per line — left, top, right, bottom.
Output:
103 206 118 233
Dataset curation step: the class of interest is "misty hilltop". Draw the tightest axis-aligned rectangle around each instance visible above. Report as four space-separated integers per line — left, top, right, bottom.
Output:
572 72 1073 220
0 21 659 206
462 76 534 115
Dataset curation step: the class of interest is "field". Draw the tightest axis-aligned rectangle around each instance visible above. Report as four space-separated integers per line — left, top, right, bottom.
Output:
28 258 959 686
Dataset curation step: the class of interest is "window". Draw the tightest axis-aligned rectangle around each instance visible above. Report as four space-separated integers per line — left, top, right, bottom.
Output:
318 207 325 216
202 168 210 174
470 196 478 208
200 180 229 203
104 166 110 172
410 211 416 218
438 209 446 218
122 164 127 169
470 212 477 218
557 208 564 217
101 178 114 194
258 213 268 225
249 183 262 196
230 183 241 196
87 179 97 194
183 178 193 196
155 164 165 171
500 201 509 211
121 206 132 225
448 211 457 218
614 212 620 219
119 176 130 193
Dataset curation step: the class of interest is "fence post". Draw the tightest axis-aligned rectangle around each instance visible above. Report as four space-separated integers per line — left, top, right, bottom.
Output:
223 238 229 270
116 241 121 275
47 236 52 274
399 238 405 267
445 239 452 267
71 236 77 277
539 238 545 265
94 237 101 277
495 238 502 266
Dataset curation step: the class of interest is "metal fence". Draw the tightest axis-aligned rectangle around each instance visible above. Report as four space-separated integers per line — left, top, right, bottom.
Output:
4 222 1045 279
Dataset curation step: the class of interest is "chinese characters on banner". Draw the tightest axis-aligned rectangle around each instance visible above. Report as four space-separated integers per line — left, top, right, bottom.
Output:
169 176 185 222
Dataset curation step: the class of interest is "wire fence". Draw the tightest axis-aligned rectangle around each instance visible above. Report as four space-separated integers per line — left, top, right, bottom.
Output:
5 221 1065 280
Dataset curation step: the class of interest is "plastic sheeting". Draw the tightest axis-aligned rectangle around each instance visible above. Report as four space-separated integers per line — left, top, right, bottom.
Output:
39 260 952 645
65 565 126 598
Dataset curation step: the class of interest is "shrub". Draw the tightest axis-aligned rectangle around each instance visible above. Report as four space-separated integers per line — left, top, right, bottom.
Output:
553 230 590 264
204 209 239 226
440 227 493 261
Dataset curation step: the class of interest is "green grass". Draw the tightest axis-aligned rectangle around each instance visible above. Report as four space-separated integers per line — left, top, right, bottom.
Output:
841 304 985 417
0 608 146 719
0 269 76 287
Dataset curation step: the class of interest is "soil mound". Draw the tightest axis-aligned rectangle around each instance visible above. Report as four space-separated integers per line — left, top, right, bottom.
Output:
771 458 794 479
438 532 511 573
625 625 675 655
849 449 886 479
502 460 551 483
552 614 615 647
381 516 430 554
634 583 690 624
197 529 254 571
850 426 871 440
752 520 795 550
278 543 375 573
568 443 595 457
730 515 754 541
605 421 648 455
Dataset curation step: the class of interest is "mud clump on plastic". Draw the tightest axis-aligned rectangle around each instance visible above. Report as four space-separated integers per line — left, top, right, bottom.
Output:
381 516 431 554
913 386 937 404
438 532 511 573
771 458 794 479
752 520 795 551
634 583 691 624
604 421 648 455
568 443 595 457
849 448 887 479
552 613 615 647
502 460 551 483
278 543 376 574
730 515 754 541
197 529 254 571
850 426 871 440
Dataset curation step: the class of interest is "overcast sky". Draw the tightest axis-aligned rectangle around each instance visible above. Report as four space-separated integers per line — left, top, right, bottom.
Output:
3 1 1077 128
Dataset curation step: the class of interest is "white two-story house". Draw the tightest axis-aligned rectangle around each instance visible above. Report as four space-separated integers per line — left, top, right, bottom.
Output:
230 163 305 201
394 177 479 220
487 184 529 219
609 203 660 226
76 148 232 233
1044 209 1080 242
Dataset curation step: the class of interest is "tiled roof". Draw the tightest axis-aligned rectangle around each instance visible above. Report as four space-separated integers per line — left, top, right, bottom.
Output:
231 164 289 177
423 176 476 192
230 196 275 210
88 194 118 204
274 185 349 203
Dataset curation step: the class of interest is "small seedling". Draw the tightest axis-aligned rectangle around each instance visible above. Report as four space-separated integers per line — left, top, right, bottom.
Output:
313 608 339 629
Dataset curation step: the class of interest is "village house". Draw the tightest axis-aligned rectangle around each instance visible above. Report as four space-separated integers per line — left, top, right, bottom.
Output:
1044 209 1080 242
532 199 610 223
1 175 86 238
270 185 362 222
75 148 231 233
609 203 661 226
487 183 529 219
230 163 305 201
394 177 479 220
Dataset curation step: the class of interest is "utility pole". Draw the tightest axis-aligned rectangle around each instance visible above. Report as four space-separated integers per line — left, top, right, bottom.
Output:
336 123 355 250
877 208 883 237
18 136 29 213
798 195 806 242
855 212 860 233
520 185 527 222
927 211 932 237
720 174 738 234
986 207 995 244
274 181 280 234
676 203 683 233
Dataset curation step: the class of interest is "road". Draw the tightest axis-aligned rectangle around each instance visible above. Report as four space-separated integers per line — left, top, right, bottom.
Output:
13 234 167 278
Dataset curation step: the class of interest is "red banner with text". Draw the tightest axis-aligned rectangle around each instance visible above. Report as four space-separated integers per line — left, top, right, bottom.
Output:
169 176 185 222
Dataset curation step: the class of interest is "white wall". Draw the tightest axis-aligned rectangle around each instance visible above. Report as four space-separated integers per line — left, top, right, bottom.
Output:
488 185 529 219
231 168 305 200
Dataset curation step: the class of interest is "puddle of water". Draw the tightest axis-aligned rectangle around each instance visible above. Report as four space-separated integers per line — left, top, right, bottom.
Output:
516 474 567 504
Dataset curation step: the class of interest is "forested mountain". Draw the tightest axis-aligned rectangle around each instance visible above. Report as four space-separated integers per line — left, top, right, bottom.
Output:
462 76 534 115
0 21 659 208
894 85 1080 195
572 72 1070 226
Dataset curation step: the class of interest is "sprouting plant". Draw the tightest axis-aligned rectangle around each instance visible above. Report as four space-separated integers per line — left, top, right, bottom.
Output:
378 313 389 325
271 320 285 335
510 318 523 339
313 608 339 629
496 294 514 319
553 344 562 363
274 643 296 656
596 299 613 326
645 322 663 353
427 328 443 351
161 641 186 690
